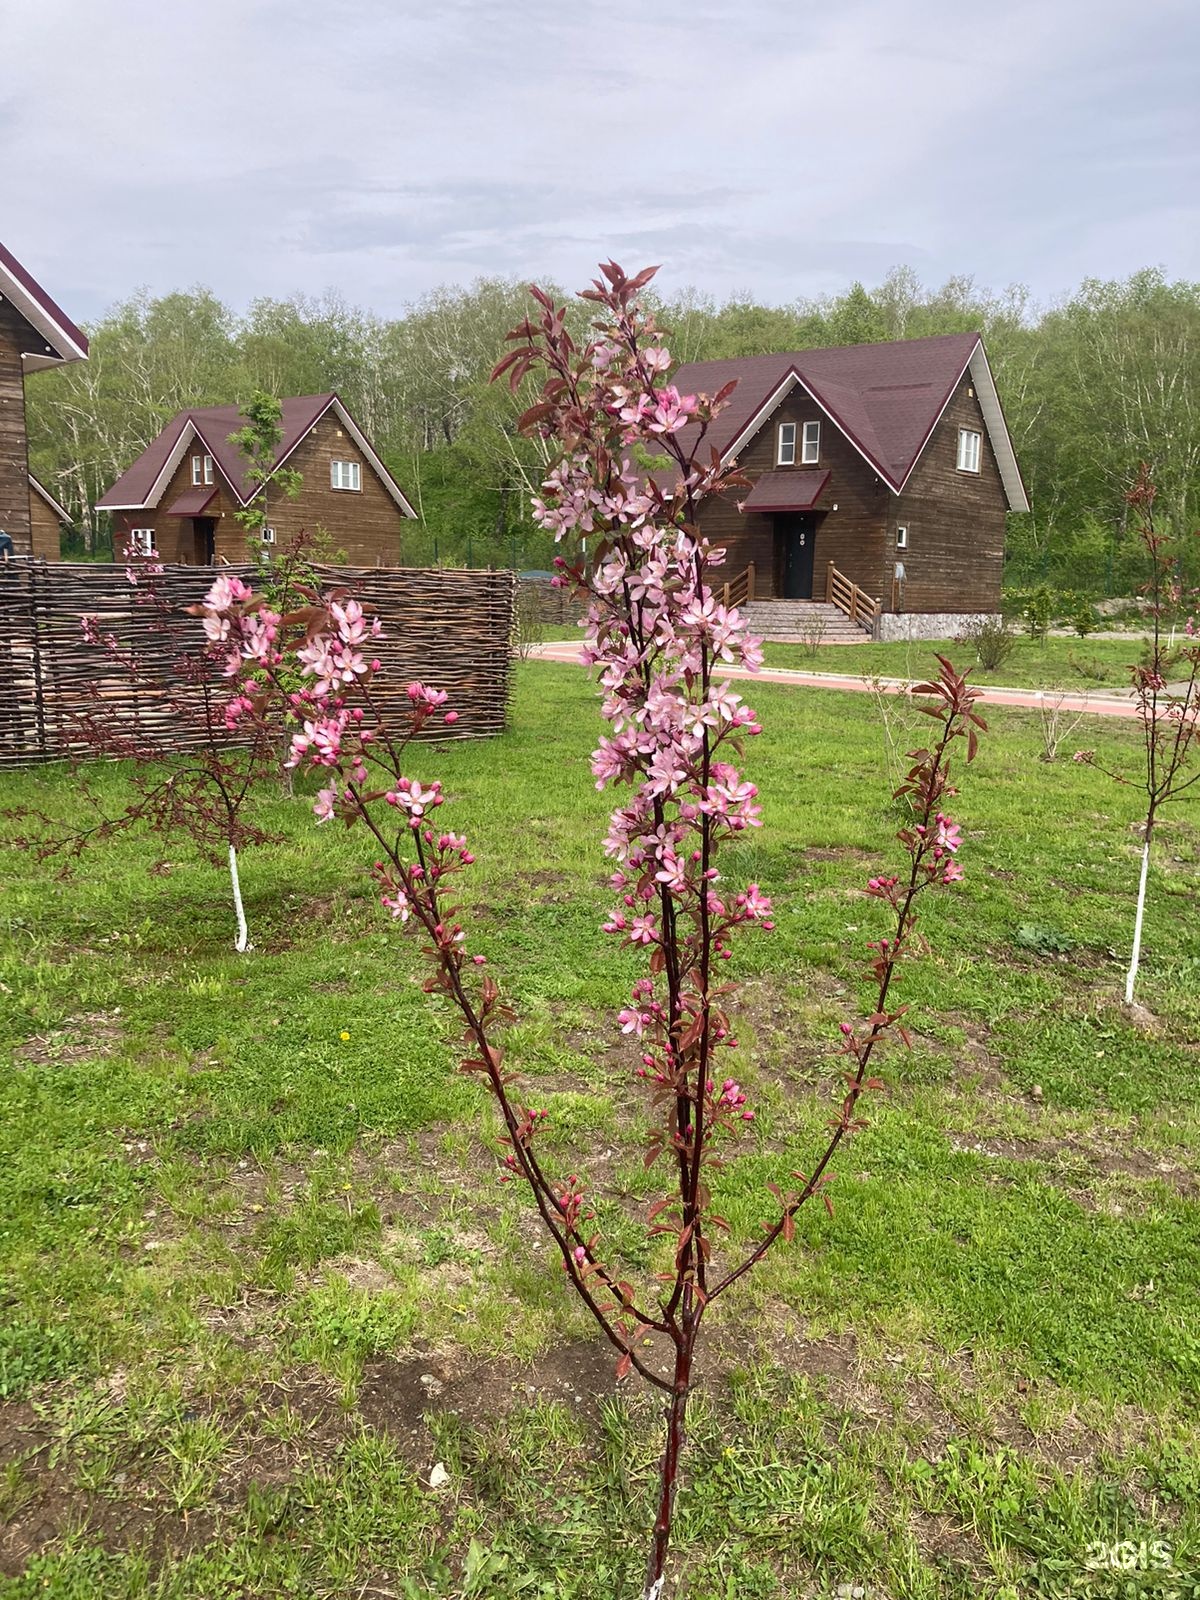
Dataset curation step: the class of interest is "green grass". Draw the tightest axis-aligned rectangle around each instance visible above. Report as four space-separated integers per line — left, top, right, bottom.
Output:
762 634 1145 690
1 663 1198 1598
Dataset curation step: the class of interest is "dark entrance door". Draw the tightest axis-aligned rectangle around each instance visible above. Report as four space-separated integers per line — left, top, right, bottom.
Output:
776 513 816 599
192 518 217 564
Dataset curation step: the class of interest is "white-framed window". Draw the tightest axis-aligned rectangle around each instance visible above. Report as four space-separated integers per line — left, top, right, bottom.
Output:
957 428 981 473
130 528 156 555
191 454 203 485
261 525 276 545
896 525 909 551
331 459 362 491
203 454 214 484
776 422 796 466
801 421 820 464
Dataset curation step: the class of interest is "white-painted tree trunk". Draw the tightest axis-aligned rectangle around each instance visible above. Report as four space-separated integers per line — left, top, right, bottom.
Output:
228 842 250 953
1125 836 1151 1003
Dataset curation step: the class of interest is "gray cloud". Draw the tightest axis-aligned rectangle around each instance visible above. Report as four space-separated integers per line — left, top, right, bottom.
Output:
2 0 1197 323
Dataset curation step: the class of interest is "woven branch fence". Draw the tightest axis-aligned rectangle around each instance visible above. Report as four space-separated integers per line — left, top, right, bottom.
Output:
0 562 517 768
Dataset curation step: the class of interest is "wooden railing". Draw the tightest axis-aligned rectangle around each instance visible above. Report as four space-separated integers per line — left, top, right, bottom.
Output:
825 561 880 628
722 562 756 609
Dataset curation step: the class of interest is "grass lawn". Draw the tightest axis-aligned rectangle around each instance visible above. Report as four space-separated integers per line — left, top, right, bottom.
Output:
1 662 1198 1599
762 635 1145 692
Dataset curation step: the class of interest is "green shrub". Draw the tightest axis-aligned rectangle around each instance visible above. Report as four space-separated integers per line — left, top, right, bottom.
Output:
1072 603 1097 638
1024 584 1055 641
960 615 1017 674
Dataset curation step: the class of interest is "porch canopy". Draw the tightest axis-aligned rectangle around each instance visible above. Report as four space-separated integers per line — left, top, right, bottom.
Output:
740 469 829 513
167 488 218 516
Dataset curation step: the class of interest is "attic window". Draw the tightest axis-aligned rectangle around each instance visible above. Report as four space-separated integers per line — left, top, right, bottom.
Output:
801 421 820 464
331 459 361 492
776 423 796 466
957 428 981 474
191 454 214 485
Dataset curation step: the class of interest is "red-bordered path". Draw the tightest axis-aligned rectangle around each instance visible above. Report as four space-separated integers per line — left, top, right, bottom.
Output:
528 640 1142 721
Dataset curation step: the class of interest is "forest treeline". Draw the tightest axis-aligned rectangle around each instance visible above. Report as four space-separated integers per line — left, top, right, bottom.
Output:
26 265 1200 593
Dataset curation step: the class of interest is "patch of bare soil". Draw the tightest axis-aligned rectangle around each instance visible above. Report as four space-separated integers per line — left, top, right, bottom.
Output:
726 1306 1156 1478
0 1373 356 1578
13 1009 123 1068
946 1132 1197 1198
358 1335 650 1460
0 1399 209 1577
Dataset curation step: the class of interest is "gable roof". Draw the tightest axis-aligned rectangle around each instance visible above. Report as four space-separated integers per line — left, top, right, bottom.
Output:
97 393 417 517
667 332 1028 512
29 473 72 523
0 241 89 371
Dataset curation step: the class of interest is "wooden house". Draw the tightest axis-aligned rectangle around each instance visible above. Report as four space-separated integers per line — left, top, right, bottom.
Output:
28 474 72 559
0 241 89 559
664 333 1027 639
97 394 416 565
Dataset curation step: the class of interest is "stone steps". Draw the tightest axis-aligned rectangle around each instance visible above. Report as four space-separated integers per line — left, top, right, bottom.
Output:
741 600 871 644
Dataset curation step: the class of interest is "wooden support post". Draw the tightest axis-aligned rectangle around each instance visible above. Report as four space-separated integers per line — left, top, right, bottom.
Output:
746 563 755 604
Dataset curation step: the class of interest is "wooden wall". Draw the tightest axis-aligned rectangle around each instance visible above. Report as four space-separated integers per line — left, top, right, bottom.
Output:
112 414 408 567
0 301 32 553
28 486 63 560
893 378 1007 613
696 389 890 601
249 413 408 565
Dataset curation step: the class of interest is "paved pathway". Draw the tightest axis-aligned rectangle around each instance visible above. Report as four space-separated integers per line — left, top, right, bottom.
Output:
528 640 1142 721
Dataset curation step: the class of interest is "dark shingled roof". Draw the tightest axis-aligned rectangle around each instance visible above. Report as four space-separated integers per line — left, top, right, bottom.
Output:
167 488 219 517
740 468 830 513
97 394 336 510
668 332 986 493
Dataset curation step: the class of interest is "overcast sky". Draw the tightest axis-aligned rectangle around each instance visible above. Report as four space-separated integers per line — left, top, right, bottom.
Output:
5 0 1197 326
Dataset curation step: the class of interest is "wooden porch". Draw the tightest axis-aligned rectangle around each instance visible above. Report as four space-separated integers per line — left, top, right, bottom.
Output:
720 560 879 638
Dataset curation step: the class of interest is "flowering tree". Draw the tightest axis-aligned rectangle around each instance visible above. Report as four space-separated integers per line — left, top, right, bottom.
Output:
192 263 984 1597
12 553 292 952
1075 466 1200 1002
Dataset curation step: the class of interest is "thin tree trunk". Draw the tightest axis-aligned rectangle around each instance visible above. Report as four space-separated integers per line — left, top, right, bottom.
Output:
1125 820 1154 1003
644 1335 693 1599
229 842 250 953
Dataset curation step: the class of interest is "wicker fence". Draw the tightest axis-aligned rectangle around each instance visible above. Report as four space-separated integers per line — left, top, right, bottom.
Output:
0 562 517 768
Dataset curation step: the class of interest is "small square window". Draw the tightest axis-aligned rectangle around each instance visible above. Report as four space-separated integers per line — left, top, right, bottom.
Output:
957 428 981 473
130 528 155 556
776 423 796 466
801 421 820 464
896 525 908 550
331 459 362 491
262 525 276 545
